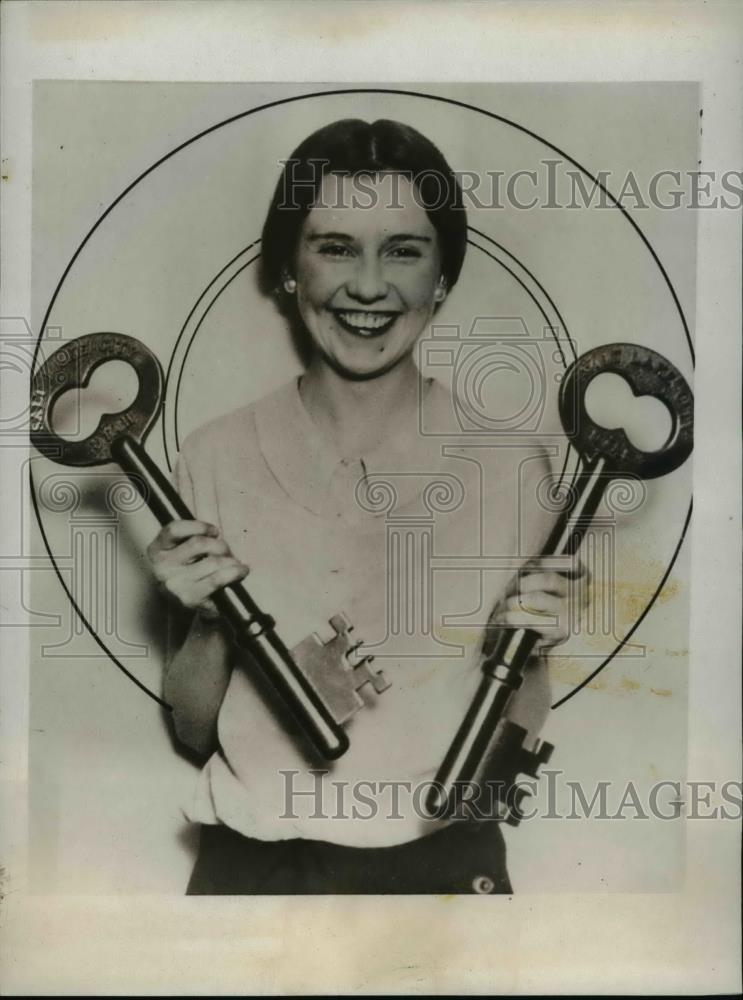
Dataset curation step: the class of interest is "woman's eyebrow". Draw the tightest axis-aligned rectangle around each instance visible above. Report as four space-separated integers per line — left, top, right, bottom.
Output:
306 231 354 242
306 231 433 244
384 234 432 244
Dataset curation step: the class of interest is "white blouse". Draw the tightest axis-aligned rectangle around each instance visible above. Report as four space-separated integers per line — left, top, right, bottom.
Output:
169 376 553 847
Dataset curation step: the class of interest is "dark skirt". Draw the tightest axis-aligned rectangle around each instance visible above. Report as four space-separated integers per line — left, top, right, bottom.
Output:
186 819 512 895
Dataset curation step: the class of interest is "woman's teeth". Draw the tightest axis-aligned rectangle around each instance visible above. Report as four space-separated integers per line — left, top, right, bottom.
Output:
335 311 397 336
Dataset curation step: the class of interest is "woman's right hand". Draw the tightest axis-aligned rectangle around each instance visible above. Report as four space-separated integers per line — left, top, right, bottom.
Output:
146 520 249 619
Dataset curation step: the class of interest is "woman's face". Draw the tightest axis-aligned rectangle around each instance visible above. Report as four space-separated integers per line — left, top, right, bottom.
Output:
291 173 446 380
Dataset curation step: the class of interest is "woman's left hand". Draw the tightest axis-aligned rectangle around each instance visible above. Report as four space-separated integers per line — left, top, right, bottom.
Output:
489 557 590 652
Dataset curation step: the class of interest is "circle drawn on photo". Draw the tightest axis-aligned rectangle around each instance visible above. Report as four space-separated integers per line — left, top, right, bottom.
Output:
30 86 693 712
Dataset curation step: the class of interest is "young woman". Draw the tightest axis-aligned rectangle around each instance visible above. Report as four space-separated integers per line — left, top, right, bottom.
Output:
147 119 585 894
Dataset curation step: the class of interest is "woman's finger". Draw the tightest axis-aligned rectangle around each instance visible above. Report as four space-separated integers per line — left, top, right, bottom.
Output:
166 559 249 612
188 555 248 584
191 561 250 601
157 519 219 550
507 572 570 598
521 555 589 579
509 592 562 618
173 534 231 565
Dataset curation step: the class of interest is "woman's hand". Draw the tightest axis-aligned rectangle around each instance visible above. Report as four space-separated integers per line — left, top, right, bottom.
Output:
489 557 590 653
146 520 249 619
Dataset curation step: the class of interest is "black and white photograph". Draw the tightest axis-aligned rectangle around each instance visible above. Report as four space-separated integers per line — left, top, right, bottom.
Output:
1 1 741 994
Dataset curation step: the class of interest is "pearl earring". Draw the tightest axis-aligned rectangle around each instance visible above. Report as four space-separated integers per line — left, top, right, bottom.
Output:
283 277 297 294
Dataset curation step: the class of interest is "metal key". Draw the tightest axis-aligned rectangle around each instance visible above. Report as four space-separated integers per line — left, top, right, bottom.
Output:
427 342 693 822
30 332 389 761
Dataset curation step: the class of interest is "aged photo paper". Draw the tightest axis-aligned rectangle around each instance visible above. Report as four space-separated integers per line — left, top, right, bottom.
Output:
1 0 741 994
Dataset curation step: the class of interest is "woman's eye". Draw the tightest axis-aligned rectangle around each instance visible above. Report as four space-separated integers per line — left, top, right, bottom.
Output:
319 243 353 258
387 245 422 259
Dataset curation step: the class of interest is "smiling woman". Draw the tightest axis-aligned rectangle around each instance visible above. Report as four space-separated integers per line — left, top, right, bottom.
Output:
292 173 444 380
146 118 584 895
260 119 466 387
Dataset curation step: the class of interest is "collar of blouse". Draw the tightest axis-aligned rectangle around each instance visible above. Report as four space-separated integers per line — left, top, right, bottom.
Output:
253 375 460 522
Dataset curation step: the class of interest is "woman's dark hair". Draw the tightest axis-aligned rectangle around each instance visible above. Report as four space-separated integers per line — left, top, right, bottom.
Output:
260 118 467 295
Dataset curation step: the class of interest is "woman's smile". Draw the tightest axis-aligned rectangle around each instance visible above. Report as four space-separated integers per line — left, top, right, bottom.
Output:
331 309 401 338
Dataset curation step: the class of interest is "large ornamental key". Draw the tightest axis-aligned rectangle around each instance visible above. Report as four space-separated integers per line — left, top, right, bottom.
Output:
30 332 390 762
427 342 693 823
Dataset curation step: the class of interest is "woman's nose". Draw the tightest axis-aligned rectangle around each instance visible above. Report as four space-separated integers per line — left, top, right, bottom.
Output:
346 255 389 302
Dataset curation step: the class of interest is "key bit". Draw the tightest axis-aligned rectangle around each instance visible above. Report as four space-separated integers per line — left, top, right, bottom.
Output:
292 613 390 725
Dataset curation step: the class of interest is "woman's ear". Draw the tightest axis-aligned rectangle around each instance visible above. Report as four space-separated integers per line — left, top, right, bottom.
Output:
434 276 448 303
